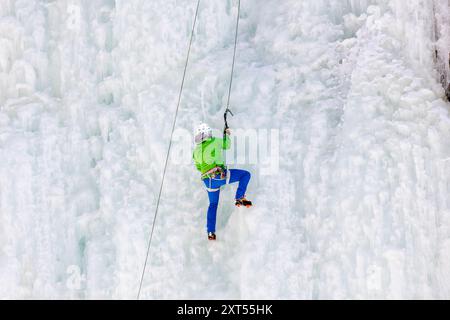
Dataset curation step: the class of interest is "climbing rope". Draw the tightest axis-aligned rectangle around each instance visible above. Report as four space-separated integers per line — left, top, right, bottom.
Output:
225 0 241 117
223 0 241 152
137 0 201 300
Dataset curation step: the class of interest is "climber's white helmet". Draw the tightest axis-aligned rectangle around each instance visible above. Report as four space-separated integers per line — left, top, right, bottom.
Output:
194 123 212 144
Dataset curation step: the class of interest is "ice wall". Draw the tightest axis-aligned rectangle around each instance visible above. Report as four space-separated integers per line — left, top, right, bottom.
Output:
0 0 450 299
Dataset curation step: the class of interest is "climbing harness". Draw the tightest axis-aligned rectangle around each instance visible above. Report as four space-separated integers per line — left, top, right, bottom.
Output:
204 168 231 193
201 166 226 180
137 0 201 300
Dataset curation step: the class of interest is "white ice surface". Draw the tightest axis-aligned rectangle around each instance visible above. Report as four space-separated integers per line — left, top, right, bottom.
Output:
1 0 450 299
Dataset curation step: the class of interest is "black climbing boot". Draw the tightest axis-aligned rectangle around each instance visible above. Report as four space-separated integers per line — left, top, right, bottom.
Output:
235 197 252 208
208 232 216 241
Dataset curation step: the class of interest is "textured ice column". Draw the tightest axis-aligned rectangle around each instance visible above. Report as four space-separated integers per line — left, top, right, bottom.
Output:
390 0 450 96
305 0 376 22
433 0 450 97
391 0 435 69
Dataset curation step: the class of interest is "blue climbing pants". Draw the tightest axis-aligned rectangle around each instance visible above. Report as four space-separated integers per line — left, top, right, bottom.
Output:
202 169 251 233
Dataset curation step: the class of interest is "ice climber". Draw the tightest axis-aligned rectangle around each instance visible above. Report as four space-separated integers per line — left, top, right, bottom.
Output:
193 123 252 241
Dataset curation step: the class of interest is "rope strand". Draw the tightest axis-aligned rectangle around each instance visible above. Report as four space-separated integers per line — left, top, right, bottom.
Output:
226 0 241 110
223 0 241 156
137 0 201 300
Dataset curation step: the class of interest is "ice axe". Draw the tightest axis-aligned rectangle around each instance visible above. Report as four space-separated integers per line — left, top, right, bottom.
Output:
224 108 234 134
223 108 233 162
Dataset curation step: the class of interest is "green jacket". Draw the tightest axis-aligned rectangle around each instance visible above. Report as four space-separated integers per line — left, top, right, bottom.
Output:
193 136 231 175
